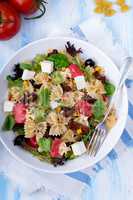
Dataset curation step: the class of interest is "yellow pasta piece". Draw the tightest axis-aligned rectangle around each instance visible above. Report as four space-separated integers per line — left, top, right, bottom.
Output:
106 109 117 129
104 8 116 16
120 4 130 12
116 0 125 5
94 6 103 14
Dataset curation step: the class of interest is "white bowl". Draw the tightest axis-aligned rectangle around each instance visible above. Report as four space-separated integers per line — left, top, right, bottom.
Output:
0 37 128 173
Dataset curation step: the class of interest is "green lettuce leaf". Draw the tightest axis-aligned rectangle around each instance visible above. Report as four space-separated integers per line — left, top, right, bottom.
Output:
38 138 52 153
7 76 23 88
38 87 51 108
104 81 115 96
2 115 15 131
93 100 106 121
20 63 33 70
47 53 69 69
52 71 64 84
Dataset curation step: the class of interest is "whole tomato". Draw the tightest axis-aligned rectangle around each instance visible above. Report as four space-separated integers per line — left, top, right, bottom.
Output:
9 0 47 19
9 0 38 15
0 2 21 40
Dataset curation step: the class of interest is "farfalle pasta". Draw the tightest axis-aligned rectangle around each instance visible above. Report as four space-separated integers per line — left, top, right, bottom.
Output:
2 41 117 166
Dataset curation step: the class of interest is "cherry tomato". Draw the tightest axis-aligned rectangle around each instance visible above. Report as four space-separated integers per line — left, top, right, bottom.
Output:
69 64 83 78
26 136 38 148
50 139 62 158
9 0 38 15
75 100 92 117
0 2 21 40
13 103 27 124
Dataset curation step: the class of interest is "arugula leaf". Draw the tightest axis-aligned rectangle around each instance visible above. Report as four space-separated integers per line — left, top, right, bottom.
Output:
38 87 51 108
93 100 106 121
104 81 115 96
38 138 52 153
12 124 25 135
65 151 76 160
20 63 33 70
34 54 46 63
83 132 92 144
52 71 64 84
7 76 23 88
2 115 15 131
47 53 69 69
32 54 46 72
72 56 82 68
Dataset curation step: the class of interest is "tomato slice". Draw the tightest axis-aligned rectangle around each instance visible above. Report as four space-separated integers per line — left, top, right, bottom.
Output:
26 136 38 148
13 103 27 124
50 139 62 158
68 64 83 78
75 100 92 117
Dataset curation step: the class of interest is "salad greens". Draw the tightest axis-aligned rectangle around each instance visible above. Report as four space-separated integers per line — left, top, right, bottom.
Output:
104 81 115 96
93 100 106 121
47 53 69 69
20 63 33 70
7 76 23 88
2 42 117 167
38 138 52 153
52 71 64 84
2 115 15 131
12 124 25 135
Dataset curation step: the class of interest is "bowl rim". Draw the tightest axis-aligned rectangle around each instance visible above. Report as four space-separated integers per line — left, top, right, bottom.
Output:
0 36 128 173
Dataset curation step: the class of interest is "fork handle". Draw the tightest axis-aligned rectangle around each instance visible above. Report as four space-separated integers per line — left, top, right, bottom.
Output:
102 56 133 123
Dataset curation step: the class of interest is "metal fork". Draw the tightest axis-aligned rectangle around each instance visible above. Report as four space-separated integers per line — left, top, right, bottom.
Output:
87 56 133 156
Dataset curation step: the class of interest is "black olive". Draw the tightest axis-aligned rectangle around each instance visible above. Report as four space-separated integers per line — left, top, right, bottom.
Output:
13 64 23 79
85 59 96 67
14 135 26 146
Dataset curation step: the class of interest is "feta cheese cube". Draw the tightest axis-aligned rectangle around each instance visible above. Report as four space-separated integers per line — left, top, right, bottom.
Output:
74 76 86 90
50 101 59 109
22 69 35 80
4 101 14 112
40 61 54 74
71 141 86 156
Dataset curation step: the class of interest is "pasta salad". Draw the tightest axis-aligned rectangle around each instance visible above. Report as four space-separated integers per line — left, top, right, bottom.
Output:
2 42 117 166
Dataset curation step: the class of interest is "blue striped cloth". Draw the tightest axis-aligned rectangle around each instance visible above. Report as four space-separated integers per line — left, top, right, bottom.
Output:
0 1 133 199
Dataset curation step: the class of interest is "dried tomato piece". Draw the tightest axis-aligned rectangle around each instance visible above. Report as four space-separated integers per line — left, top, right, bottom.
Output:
94 71 106 83
68 120 89 134
26 136 38 148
